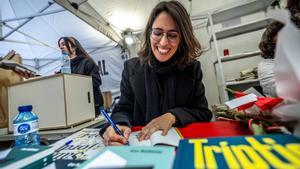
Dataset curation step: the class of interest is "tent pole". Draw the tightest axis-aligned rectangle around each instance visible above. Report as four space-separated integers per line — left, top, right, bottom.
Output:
54 0 124 47
2 24 57 50
0 2 54 40
1 9 65 23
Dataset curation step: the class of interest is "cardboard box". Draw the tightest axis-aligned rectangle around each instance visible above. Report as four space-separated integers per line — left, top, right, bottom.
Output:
0 54 23 131
8 74 95 132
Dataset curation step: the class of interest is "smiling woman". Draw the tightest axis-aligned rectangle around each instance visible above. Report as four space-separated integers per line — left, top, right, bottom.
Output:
101 1 212 146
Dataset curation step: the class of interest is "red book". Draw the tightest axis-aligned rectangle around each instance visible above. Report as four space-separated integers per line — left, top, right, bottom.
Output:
178 121 251 138
132 121 251 139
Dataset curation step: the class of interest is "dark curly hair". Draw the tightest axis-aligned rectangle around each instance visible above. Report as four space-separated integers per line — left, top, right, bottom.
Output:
259 21 284 59
287 0 300 27
137 1 201 69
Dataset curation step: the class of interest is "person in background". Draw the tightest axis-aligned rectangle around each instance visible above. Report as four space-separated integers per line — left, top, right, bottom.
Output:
102 1 212 146
58 37 103 116
287 0 300 27
258 21 284 97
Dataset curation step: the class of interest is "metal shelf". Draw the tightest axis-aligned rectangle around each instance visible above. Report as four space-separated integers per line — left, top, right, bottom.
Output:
203 0 274 103
191 0 275 24
226 79 259 86
211 0 275 24
213 18 273 40
213 50 261 64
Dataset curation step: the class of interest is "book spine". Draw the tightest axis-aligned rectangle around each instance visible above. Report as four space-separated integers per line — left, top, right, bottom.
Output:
173 142 184 169
175 128 183 139
23 154 53 169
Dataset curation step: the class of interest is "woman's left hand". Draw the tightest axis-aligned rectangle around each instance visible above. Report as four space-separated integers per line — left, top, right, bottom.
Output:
137 112 176 141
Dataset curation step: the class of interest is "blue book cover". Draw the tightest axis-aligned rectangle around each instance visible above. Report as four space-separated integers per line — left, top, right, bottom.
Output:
173 134 300 169
78 146 175 169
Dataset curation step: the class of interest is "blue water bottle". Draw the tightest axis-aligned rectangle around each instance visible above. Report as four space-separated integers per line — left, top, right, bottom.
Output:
13 105 40 147
61 50 71 74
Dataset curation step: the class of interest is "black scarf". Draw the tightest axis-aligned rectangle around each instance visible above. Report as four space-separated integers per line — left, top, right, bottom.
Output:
144 56 177 123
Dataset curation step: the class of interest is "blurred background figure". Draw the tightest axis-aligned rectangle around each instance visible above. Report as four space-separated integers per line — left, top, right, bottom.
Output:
58 37 104 116
286 0 300 27
258 21 284 97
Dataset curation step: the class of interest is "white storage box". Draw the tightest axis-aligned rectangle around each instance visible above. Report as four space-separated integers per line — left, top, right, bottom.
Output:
8 74 95 132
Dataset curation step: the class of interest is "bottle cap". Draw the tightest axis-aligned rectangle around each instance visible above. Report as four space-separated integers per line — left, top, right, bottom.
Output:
18 105 33 112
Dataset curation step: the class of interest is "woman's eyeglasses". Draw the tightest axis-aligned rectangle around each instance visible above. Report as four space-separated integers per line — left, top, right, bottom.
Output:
150 28 179 42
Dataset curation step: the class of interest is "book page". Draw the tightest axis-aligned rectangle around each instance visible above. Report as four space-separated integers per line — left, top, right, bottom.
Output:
150 128 181 147
128 128 181 147
128 131 152 146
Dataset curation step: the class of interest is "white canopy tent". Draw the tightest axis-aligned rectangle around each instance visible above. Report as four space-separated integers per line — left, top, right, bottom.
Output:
0 0 273 104
0 0 248 63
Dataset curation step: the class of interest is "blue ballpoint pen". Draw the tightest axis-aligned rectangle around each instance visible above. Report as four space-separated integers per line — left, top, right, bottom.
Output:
100 109 130 145
65 140 73 145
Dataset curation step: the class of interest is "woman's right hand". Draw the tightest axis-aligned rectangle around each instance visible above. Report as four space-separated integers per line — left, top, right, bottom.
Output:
103 125 131 146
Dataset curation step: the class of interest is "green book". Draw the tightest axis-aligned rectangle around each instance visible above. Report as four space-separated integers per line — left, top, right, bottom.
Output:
77 146 175 169
0 145 54 169
173 134 300 169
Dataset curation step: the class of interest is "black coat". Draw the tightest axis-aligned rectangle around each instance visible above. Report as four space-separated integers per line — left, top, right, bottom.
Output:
71 55 103 107
110 57 212 128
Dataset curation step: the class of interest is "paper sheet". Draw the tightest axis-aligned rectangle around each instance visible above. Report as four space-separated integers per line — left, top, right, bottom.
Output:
128 128 181 147
225 93 257 109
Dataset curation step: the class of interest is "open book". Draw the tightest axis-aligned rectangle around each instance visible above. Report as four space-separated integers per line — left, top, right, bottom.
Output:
128 127 182 147
0 50 37 75
0 59 37 75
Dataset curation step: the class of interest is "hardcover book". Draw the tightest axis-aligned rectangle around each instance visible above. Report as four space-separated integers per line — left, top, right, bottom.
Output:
173 134 300 169
55 159 85 169
0 50 37 75
78 146 175 169
52 128 105 160
0 145 54 169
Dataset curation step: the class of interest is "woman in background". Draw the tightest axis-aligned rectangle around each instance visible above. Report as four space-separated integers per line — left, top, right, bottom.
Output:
58 37 103 116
